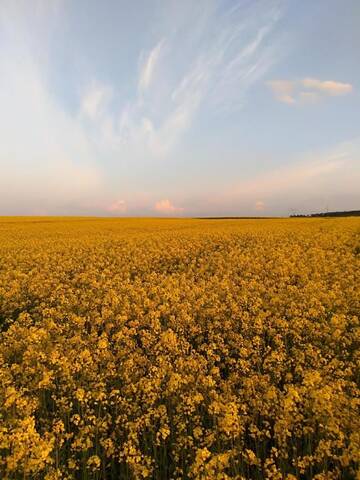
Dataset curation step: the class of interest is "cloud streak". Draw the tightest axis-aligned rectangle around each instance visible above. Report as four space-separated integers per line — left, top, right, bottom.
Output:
217 139 360 215
138 40 165 92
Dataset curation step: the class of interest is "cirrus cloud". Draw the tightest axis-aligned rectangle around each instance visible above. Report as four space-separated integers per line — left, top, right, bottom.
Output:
138 39 165 92
83 1 284 160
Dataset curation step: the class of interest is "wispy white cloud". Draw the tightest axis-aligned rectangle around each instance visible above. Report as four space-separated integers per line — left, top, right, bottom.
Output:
81 1 284 159
81 82 113 120
138 39 165 92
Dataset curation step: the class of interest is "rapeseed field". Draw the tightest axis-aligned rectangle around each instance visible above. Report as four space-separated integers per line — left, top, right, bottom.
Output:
0 217 359 479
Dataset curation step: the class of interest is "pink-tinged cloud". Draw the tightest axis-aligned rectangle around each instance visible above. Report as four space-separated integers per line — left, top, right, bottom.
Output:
267 78 353 105
266 80 296 104
254 200 265 211
154 199 184 214
106 199 127 212
301 78 353 95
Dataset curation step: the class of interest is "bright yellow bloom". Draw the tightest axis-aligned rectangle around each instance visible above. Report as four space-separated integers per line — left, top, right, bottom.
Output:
0 217 358 479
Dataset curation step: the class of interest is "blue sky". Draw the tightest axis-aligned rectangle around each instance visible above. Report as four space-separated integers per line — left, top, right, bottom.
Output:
0 0 359 216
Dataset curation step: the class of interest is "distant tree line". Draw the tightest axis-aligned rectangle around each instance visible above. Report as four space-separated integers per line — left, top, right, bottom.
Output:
290 210 360 218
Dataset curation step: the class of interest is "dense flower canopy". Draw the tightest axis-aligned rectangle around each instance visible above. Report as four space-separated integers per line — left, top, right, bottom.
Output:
0 217 359 479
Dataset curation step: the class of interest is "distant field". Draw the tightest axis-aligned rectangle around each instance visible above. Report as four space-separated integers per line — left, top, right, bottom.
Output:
0 217 359 479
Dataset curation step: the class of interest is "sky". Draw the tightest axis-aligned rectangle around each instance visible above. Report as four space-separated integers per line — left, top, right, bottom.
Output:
0 0 359 216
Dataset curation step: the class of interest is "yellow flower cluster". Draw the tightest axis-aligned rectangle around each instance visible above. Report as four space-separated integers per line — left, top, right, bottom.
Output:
0 217 359 479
